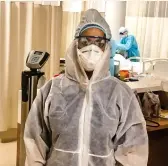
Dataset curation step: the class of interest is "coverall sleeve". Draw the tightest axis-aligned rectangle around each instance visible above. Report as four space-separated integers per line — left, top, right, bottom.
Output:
116 36 134 51
24 87 51 166
114 94 148 166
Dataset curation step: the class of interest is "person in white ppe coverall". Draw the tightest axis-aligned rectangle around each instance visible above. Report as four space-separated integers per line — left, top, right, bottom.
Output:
24 9 148 166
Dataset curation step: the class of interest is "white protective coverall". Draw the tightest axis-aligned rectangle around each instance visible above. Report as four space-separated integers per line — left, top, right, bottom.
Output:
24 9 148 166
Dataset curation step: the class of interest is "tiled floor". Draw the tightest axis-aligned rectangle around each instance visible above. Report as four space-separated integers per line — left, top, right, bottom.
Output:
0 141 16 166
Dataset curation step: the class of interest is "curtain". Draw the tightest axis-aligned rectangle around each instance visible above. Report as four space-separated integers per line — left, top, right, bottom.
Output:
0 1 106 132
125 1 168 59
0 2 62 131
105 1 126 41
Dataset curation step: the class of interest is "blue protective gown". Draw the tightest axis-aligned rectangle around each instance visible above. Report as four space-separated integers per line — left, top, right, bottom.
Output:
109 40 117 76
116 35 140 59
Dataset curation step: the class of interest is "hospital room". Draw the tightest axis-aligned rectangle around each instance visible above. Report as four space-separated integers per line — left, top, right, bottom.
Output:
1 0 168 166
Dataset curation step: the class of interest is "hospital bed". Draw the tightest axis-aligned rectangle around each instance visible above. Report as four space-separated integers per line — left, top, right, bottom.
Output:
115 54 168 75
113 54 168 93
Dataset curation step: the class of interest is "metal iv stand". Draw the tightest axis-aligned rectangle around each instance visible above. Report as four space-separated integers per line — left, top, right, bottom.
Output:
16 69 44 166
16 50 50 166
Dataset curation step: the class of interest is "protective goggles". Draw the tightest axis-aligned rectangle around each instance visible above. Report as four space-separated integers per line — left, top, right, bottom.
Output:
119 31 127 35
76 36 110 49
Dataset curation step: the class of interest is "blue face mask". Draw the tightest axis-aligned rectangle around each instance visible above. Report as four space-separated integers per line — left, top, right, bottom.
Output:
120 33 128 39
120 35 125 39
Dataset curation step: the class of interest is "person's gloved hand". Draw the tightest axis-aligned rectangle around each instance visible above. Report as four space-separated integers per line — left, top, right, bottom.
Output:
115 50 120 54
116 49 125 56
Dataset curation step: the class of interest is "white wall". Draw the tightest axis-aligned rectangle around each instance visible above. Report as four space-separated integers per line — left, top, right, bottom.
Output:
105 1 126 41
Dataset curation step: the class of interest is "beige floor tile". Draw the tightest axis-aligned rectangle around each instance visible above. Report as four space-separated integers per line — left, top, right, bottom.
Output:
0 141 16 166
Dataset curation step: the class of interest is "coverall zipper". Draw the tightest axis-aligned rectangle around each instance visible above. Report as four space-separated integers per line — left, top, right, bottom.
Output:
79 84 92 166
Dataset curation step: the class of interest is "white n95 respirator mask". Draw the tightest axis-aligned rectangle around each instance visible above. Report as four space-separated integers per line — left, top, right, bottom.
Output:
77 44 104 71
